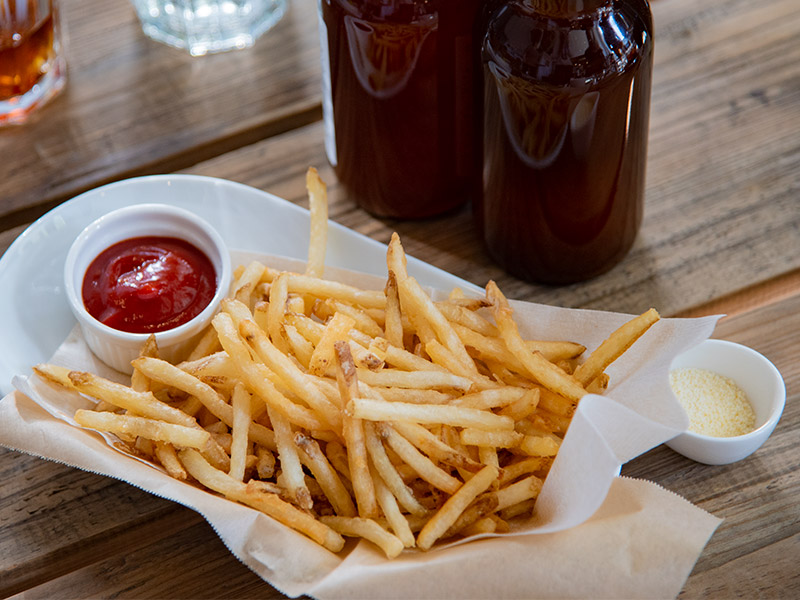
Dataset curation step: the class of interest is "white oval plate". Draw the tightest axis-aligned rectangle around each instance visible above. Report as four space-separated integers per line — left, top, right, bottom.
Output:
0 175 478 395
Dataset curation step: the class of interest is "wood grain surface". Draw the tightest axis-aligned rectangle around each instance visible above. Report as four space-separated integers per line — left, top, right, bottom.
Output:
0 0 322 228
1 0 798 597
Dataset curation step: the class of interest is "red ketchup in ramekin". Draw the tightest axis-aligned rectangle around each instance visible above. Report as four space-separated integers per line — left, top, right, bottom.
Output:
82 236 216 334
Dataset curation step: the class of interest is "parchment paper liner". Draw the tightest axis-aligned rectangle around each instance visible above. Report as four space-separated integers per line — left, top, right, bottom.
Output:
0 252 722 598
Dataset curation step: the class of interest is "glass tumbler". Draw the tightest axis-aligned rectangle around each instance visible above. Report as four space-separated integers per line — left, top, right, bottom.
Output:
0 0 67 126
130 0 288 56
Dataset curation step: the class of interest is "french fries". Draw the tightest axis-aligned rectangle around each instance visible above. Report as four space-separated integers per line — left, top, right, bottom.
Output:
36 168 661 558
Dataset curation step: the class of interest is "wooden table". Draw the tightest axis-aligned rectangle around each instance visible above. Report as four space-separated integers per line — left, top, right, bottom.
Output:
1 0 798 597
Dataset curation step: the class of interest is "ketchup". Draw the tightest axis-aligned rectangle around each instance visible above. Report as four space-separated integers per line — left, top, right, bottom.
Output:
82 236 217 334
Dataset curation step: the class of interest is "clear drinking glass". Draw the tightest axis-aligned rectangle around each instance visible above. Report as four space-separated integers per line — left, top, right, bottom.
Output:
0 0 67 126
130 0 288 56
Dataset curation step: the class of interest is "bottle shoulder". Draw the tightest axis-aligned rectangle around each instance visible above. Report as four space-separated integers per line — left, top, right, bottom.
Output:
483 1 653 87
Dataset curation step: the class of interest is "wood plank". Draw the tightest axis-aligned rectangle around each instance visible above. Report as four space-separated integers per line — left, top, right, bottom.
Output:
676 269 800 319
0 448 189 597
679 535 800 599
0 225 25 257
0 0 322 228
7 514 280 600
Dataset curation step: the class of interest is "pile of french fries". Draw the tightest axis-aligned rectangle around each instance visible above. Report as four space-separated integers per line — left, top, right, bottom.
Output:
35 168 660 558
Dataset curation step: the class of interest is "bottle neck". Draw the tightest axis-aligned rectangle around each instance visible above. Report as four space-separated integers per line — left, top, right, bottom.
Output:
523 0 612 18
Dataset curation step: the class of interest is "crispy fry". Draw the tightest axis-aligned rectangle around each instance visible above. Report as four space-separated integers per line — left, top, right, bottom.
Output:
287 312 383 372
154 441 186 480
309 312 356 377
371 464 416 548
335 342 379 518
131 334 159 393
75 410 210 449
256 446 276 479
132 355 275 453
212 312 324 433
486 281 587 402
269 405 313 510
450 387 529 410
355 368 473 392
573 308 660 387
68 370 197 426
495 475 544 511
498 457 552 486
295 431 356 517
267 272 291 354
319 516 404 559
398 275 479 378
283 323 315 369
285 274 386 309
186 325 222 361
351 398 514 432
460 428 524 449
368 386 453 405
375 423 462 495
519 435 561 457
229 383 251 481
391 421 483 473
386 233 408 282
363 421 428 517
321 298 384 339
417 465 499 550
179 449 344 553
436 301 498 337
383 271 405 348
233 261 266 308
442 493 500 538
234 311 342 433
305 167 328 279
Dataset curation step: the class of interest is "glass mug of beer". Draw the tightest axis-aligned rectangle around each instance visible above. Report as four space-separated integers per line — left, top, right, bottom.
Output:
0 0 67 125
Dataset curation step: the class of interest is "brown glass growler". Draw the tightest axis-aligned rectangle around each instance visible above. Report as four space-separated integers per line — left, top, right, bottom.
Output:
478 0 653 284
318 0 484 219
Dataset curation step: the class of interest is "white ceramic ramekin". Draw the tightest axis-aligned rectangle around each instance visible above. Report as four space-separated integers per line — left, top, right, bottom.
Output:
64 203 231 373
665 339 786 465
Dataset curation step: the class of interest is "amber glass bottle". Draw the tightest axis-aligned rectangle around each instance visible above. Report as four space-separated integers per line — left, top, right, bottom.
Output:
479 0 653 284
318 0 484 219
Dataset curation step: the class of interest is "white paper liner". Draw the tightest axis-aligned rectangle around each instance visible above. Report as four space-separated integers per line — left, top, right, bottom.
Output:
0 251 722 598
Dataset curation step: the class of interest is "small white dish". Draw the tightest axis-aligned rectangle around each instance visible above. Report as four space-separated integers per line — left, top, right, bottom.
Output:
63 203 232 373
665 339 785 465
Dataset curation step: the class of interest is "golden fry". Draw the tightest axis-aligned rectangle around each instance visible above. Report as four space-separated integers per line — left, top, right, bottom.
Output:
335 342 379 518
351 398 514 432
486 281 587 402
417 465 499 550
319 516 404 559
75 410 210 449
180 449 344 553
305 166 328 279
229 383 252 481
573 308 660 387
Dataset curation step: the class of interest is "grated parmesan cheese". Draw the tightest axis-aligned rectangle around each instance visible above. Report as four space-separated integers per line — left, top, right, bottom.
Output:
670 368 756 437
